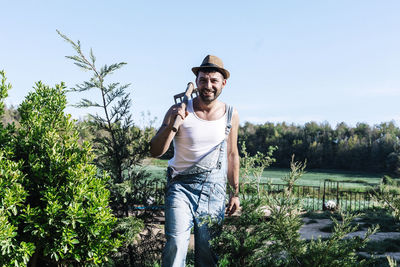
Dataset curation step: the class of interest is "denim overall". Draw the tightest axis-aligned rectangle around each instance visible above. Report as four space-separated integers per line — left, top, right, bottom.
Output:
162 105 233 267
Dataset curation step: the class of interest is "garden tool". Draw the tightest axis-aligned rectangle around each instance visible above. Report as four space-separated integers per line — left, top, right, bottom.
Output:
172 82 198 132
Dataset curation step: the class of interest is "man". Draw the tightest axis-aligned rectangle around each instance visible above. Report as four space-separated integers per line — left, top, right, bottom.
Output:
150 55 240 267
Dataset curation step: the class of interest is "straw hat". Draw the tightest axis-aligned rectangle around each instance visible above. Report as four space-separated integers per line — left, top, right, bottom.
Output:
192 55 230 79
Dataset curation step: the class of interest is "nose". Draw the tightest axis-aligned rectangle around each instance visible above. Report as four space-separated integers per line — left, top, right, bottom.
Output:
206 79 212 89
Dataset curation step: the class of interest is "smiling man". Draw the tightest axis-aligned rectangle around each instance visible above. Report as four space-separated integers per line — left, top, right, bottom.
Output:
150 55 240 267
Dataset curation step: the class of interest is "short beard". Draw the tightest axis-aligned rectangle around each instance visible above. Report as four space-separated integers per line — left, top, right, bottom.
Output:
199 90 220 104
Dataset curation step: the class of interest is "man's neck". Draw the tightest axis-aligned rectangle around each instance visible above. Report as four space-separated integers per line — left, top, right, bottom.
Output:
193 97 225 121
194 97 219 112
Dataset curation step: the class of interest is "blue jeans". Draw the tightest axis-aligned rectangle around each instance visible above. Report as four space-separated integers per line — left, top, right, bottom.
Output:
162 167 226 267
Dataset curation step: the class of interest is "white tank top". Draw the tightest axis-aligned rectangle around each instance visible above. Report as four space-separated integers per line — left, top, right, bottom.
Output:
168 99 227 174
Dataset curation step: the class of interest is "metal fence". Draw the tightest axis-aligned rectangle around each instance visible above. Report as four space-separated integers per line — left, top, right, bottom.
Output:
259 180 382 211
141 180 389 212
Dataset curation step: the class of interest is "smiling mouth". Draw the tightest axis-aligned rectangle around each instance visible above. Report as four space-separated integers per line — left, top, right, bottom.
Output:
201 89 214 96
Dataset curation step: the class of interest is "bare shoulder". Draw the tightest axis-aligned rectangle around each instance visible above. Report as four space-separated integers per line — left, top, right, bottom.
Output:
228 107 239 136
227 107 239 152
231 107 239 125
232 107 239 118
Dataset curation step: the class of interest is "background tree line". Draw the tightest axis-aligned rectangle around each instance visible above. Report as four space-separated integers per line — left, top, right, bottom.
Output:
239 121 400 176
5 104 399 177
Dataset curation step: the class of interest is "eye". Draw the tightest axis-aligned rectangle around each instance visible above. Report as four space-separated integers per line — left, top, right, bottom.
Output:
199 78 209 83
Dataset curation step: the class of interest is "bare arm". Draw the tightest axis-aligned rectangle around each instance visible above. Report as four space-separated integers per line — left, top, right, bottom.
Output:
226 108 240 216
150 104 187 158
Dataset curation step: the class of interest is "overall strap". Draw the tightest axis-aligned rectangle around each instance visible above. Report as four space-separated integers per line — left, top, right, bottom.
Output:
225 104 234 137
215 104 234 170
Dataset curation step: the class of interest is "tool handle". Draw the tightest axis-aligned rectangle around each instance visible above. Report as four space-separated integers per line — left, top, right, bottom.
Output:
172 82 194 132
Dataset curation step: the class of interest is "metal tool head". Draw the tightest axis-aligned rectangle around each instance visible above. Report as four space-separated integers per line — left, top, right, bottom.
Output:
174 88 199 104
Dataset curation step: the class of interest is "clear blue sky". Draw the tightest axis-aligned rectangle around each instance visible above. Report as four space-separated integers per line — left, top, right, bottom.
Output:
2 1 400 128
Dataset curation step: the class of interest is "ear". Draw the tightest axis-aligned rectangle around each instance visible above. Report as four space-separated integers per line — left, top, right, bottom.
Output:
222 78 227 88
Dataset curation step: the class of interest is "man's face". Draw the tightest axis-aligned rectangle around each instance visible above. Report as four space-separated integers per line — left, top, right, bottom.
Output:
196 71 226 104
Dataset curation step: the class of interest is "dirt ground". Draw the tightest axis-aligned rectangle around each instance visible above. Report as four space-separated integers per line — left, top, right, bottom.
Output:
300 217 400 260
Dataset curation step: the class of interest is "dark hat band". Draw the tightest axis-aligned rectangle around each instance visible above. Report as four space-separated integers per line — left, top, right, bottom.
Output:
200 63 221 68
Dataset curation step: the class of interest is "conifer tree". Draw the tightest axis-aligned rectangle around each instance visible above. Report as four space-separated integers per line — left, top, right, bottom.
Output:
57 31 158 266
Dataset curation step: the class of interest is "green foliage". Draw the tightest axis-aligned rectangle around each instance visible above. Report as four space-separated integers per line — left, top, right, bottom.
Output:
356 209 400 232
212 155 378 266
58 31 158 265
58 29 153 184
0 71 17 154
0 70 35 266
374 179 400 221
239 121 400 175
58 30 133 181
387 256 398 267
0 77 121 265
362 238 400 254
0 152 35 266
297 212 377 267
281 155 306 192
386 152 400 177
381 175 400 187
0 70 11 117
239 142 276 199
210 197 272 266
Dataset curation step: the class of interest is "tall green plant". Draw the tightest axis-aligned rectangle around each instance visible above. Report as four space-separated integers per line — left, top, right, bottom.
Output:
0 152 35 266
212 156 378 266
281 155 306 192
374 177 400 220
0 71 10 115
57 31 160 266
57 30 150 184
239 142 276 199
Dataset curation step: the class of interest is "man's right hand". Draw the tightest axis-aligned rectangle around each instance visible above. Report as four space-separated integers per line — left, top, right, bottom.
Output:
149 104 188 157
170 103 188 127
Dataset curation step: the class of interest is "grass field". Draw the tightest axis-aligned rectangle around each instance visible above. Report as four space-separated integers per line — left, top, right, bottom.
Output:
144 158 383 189
260 168 382 189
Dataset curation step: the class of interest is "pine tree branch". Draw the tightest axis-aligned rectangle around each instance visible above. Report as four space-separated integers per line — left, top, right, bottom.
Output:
89 48 96 65
73 99 101 108
70 81 97 92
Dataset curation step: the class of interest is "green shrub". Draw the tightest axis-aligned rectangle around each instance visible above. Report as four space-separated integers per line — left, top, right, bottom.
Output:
0 75 121 265
374 181 400 221
0 151 35 266
0 70 35 266
212 156 378 266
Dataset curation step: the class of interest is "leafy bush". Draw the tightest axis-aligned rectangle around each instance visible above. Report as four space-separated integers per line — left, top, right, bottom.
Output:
212 155 378 266
239 142 276 199
0 73 121 265
0 151 35 266
374 179 400 221
0 70 35 266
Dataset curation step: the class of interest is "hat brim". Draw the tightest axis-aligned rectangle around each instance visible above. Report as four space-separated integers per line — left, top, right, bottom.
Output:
192 66 230 79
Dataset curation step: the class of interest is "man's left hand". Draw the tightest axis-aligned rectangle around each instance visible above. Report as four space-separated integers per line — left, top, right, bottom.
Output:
226 196 240 216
